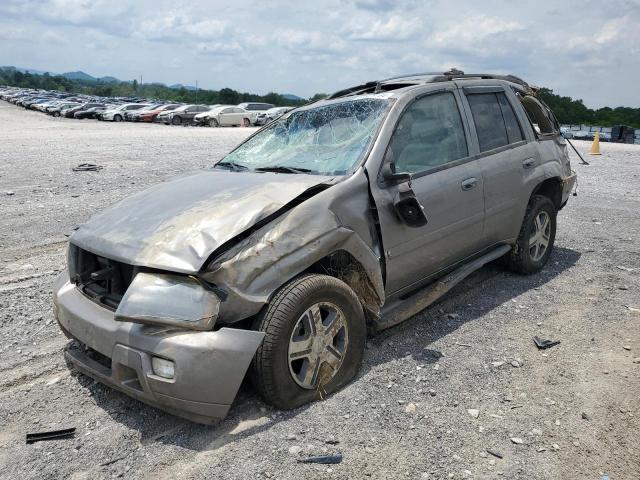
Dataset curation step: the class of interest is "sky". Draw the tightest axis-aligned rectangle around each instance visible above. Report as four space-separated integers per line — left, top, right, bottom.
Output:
0 0 639 108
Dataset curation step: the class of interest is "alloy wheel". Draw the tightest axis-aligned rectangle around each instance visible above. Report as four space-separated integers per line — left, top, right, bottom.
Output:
288 302 348 390
529 211 551 261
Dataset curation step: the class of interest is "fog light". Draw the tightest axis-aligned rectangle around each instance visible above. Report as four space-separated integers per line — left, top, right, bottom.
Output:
151 357 175 379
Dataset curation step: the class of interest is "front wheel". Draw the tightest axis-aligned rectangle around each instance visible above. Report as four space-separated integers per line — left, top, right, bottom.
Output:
209 118 219 127
113 114 122 122
506 195 557 274
172 116 182 125
251 274 366 410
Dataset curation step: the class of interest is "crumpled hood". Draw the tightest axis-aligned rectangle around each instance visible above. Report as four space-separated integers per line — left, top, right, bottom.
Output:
71 170 334 273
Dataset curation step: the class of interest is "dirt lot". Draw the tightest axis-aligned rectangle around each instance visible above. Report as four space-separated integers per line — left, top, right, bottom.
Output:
0 101 638 480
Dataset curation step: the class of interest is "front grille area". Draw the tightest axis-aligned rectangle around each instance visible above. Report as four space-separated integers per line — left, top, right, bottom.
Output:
69 245 137 310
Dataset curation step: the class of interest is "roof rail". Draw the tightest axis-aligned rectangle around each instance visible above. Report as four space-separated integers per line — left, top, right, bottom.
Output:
328 69 533 99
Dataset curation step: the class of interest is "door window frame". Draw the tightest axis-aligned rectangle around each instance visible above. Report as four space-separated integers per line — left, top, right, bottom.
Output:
459 85 529 159
377 86 476 187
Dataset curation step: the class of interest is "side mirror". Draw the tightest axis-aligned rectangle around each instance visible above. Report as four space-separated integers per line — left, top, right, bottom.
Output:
381 162 411 184
393 183 428 227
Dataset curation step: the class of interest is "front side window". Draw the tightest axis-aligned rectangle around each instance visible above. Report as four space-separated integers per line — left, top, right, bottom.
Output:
221 98 390 175
388 92 468 173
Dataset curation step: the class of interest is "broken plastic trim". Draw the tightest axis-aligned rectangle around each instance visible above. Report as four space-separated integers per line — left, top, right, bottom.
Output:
114 272 221 331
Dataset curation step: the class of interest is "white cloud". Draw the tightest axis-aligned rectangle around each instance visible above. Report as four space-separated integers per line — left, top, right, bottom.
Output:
346 15 422 41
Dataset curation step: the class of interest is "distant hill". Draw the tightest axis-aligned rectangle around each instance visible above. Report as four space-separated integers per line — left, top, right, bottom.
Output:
169 83 197 91
1 66 50 75
98 76 120 83
283 93 304 101
61 71 96 81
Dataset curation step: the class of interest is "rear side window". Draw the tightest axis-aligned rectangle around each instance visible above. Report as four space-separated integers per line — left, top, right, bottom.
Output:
519 95 557 135
467 92 523 152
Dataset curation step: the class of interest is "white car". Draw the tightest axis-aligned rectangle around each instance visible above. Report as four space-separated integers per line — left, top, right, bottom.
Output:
193 104 227 126
255 106 294 126
203 106 258 127
98 103 150 122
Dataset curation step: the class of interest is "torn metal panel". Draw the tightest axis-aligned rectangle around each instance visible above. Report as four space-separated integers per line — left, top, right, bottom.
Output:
70 170 336 273
114 272 221 330
201 171 385 322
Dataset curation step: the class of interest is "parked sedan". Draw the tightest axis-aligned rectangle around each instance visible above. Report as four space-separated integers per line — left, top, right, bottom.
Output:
124 104 164 121
47 102 82 117
135 104 182 122
63 103 106 118
162 105 210 125
255 107 294 126
99 103 149 122
74 105 109 119
193 105 226 126
205 106 258 127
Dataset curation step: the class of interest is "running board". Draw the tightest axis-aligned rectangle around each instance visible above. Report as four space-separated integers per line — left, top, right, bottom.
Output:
373 244 511 332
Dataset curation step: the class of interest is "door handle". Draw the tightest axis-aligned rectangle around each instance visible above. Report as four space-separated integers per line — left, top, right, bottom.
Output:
522 158 536 169
461 177 478 191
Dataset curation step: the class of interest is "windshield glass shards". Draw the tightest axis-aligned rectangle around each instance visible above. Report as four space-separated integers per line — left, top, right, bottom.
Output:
220 98 391 175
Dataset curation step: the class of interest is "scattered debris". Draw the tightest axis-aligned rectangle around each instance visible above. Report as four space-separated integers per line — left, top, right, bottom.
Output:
405 403 417 413
491 361 505 368
486 449 503 459
325 439 340 445
5 191 15 196
533 336 561 350
622 345 631 351
467 409 479 419
72 163 103 172
510 437 524 445
510 360 522 368
581 412 590 421
26 427 76 444
455 342 472 348
616 266 633 272
624 306 640 314
297 454 343 465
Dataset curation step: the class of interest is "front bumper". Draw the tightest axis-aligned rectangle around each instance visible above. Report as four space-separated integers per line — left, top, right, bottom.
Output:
53 272 265 424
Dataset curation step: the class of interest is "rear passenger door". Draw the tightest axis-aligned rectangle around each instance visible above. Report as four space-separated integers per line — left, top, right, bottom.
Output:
219 107 235 126
460 86 543 244
376 89 486 295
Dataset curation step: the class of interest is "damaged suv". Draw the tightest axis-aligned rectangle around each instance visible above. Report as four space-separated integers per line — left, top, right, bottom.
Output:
53 71 577 423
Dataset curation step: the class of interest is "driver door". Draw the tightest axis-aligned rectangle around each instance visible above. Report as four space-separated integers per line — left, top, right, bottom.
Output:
375 89 486 295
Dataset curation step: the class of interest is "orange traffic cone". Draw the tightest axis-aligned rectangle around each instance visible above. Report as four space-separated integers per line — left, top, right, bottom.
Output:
589 132 602 155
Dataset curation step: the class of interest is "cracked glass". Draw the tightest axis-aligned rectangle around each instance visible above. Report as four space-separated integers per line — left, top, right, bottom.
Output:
221 98 391 175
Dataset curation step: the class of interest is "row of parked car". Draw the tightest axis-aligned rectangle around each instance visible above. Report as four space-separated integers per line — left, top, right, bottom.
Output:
0 86 295 127
560 124 640 144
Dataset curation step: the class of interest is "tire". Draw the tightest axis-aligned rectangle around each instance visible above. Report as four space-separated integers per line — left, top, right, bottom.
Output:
172 116 182 125
251 274 366 410
506 195 557 274
53 112 60 117
209 118 219 127
113 114 122 122
242 117 251 127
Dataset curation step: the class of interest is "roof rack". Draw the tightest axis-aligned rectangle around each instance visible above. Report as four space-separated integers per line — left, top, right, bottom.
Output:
328 69 533 99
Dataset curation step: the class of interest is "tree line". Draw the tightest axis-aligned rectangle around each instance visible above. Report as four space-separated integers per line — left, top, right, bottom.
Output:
0 68 313 107
1 68 638 127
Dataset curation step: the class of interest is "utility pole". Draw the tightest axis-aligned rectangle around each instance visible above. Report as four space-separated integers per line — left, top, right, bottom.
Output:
195 80 198 104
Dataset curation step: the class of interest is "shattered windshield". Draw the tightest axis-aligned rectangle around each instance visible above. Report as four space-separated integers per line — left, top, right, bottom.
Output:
220 98 391 175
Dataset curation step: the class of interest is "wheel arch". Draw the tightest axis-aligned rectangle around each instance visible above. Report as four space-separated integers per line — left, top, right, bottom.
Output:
531 177 563 210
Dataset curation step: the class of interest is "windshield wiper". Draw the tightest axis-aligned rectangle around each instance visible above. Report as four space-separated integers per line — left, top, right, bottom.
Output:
254 165 313 174
214 161 247 172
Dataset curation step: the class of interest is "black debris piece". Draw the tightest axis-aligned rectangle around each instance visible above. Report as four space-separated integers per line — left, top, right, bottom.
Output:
26 427 76 444
486 449 504 459
72 163 103 172
297 454 343 465
533 336 560 350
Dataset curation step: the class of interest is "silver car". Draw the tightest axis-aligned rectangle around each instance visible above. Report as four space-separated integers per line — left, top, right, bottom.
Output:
53 70 577 423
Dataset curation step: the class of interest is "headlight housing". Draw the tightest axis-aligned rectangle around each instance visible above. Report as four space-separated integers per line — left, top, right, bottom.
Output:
115 272 220 330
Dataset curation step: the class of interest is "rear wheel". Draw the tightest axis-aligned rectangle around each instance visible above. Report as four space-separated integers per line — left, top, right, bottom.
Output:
209 118 219 127
506 195 557 274
242 117 251 127
251 274 366 410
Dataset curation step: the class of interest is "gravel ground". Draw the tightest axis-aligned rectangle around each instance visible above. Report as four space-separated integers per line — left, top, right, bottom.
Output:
0 101 638 480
